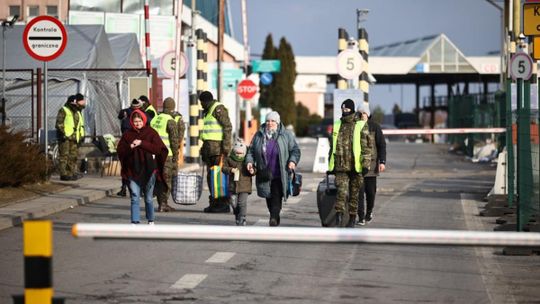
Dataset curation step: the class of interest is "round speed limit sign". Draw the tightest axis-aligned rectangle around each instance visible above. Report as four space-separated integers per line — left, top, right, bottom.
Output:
337 49 363 80
510 53 533 80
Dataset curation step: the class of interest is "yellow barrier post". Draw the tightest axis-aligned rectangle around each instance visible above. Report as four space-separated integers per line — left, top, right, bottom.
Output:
13 220 64 304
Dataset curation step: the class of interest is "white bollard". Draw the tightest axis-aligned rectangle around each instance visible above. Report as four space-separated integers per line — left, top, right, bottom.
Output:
312 137 330 173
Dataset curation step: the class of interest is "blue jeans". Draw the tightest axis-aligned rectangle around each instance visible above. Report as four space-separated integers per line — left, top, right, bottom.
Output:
129 173 156 223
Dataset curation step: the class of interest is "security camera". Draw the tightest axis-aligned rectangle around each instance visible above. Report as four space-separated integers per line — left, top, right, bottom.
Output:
1 15 18 27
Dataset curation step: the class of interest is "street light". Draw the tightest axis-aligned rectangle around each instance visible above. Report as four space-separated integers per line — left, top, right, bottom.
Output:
1 14 18 126
356 9 369 30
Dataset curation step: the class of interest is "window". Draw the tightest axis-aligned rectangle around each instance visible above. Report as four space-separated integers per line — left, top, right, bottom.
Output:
46 5 58 18
28 6 39 17
9 6 21 18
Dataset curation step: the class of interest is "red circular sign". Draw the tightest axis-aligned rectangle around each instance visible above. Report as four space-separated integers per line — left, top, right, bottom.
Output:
237 79 258 100
23 16 68 62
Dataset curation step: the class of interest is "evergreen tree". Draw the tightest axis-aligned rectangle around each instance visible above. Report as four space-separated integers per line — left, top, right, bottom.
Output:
372 105 385 125
273 37 297 126
258 34 277 108
392 103 402 115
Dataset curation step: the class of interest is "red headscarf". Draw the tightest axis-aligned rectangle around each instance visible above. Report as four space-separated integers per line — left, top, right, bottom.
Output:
129 109 147 130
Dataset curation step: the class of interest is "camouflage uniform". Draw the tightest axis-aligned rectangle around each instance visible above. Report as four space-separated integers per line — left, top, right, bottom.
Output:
171 111 186 176
200 101 232 162
153 98 180 212
332 114 372 215
200 99 232 211
55 102 82 178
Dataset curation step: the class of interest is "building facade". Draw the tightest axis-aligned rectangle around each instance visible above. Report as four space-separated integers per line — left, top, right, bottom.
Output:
1 0 67 22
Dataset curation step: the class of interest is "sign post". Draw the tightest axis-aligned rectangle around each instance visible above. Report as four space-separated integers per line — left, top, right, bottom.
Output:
23 16 67 166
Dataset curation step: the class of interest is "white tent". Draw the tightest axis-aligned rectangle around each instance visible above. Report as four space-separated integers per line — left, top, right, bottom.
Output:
0 25 144 136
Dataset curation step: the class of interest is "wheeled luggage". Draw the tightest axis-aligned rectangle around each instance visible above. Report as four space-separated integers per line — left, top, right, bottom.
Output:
316 172 349 227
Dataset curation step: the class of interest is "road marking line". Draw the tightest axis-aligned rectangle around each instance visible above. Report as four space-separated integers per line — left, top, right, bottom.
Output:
460 194 516 304
170 274 207 289
205 251 235 263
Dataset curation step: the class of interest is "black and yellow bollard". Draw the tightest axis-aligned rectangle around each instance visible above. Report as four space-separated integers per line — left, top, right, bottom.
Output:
13 220 64 304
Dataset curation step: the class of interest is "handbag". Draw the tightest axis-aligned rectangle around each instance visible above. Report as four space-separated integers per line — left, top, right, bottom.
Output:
256 166 272 183
209 156 229 199
172 169 203 205
288 170 302 197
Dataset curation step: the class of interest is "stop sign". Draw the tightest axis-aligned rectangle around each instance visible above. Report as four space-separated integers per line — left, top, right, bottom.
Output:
237 79 258 100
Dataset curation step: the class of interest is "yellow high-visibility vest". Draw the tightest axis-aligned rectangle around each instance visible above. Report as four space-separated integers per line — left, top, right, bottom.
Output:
146 105 158 120
328 120 366 173
150 113 174 156
201 102 224 141
62 106 85 143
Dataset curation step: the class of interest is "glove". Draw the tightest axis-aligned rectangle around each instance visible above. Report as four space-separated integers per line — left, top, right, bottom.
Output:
361 167 369 176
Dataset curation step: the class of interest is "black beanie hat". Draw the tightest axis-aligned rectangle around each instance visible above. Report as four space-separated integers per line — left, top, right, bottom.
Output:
139 95 150 104
74 93 84 101
199 91 213 103
341 99 355 116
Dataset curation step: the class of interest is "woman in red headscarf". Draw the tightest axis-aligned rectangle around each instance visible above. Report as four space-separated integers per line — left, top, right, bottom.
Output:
117 109 168 224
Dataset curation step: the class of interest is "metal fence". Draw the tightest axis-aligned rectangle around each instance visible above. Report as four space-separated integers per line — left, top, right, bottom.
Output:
2 68 146 139
447 91 539 232
1 69 36 136
447 93 504 156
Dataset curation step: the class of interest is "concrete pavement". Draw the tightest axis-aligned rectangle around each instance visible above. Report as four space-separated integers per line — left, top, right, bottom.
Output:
0 163 200 231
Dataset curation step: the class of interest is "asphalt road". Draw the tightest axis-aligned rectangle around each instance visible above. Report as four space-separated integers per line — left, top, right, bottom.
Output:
1 141 540 303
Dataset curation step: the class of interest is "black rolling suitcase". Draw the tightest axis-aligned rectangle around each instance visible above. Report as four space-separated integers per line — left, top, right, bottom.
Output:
316 172 349 227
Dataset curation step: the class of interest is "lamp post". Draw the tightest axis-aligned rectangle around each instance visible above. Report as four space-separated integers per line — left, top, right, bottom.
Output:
356 9 369 30
1 15 18 126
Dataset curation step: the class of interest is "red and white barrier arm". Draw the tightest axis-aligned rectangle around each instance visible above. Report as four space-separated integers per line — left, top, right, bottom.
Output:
382 128 506 135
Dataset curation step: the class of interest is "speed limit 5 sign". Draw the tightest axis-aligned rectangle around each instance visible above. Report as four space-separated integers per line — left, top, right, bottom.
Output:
510 52 533 80
337 49 363 80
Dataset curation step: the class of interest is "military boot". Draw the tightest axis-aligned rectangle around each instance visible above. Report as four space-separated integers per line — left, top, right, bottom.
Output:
158 203 176 212
335 212 343 227
346 215 356 228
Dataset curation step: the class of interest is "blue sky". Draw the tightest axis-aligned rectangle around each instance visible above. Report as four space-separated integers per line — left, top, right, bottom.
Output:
228 0 502 113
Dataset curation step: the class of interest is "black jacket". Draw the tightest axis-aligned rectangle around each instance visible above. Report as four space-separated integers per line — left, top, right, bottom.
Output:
366 119 386 177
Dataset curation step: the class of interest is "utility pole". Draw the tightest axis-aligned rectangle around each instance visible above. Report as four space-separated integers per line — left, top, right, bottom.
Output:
1 15 18 126
217 0 225 101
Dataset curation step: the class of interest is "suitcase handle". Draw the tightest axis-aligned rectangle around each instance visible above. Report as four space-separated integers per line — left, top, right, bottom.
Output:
325 171 335 193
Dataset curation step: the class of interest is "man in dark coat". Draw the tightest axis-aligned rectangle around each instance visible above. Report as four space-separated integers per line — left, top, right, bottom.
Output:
357 105 386 225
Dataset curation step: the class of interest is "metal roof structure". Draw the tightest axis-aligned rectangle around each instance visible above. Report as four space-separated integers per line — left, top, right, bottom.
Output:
296 34 499 85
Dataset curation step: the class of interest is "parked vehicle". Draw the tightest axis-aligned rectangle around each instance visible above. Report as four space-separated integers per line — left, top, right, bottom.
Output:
307 118 333 138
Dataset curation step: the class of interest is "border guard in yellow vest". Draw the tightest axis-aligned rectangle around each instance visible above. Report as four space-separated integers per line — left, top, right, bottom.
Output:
328 99 372 227
55 93 86 181
199 91 233 213
150 97 180 212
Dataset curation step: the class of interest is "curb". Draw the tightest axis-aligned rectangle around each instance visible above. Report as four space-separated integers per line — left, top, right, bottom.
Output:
0 179 120 231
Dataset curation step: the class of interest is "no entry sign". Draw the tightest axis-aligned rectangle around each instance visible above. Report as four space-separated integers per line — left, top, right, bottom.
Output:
23 16 67 62
237 79 258 100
